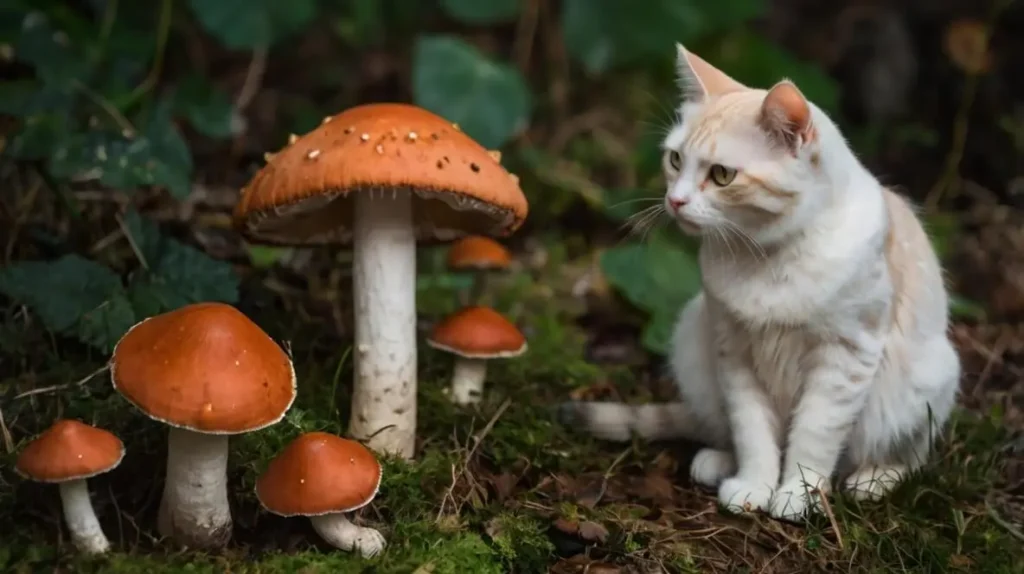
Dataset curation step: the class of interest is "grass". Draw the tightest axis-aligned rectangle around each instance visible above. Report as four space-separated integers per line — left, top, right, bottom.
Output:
1 244 1023 573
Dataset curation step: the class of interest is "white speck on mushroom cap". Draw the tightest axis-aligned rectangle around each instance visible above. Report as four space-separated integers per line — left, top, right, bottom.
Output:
407 131 418 141
322 116 332 124
360 133 370 142
349 458 355 464
375 144 384 154
344 127 354 134
235 360 240 366
263 152 274 162
288 134 298 144
306 149 321 160
300 478 305 484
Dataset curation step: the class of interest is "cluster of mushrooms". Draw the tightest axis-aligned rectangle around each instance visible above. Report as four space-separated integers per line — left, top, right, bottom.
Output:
234 102 530 458
13 103 531 557
16 303 386 557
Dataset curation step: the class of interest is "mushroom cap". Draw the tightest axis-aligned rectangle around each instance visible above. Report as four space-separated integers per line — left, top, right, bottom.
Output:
234 103 529 246
110 302 297 435
15 419 124 483
446 236 512 271
255 432 382 517
426 306 527 359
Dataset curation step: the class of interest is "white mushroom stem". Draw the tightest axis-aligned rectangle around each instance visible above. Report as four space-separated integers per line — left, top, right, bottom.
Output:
450 358 488 406
348 190 418 459
310 513 387 558
157 427 231 548
58 479 110 554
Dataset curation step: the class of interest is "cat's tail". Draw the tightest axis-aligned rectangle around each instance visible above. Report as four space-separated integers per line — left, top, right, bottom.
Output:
556 400 700 442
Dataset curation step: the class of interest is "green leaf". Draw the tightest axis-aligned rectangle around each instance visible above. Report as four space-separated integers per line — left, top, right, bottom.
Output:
13 11 93 87
173 74 240 139
439 0 521 25
705 30 839 114
412 35 531 149
187 0 318 50
123 211 240 308
0 254 135 350
562 0 763 74
600 233 702 354
47 99 193 198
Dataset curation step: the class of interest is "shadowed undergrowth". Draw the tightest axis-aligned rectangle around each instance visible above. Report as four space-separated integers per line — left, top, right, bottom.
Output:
1 259 1022 574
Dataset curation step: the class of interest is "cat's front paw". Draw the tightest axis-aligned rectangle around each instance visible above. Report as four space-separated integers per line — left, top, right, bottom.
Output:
717 477 774 514
769 478 827 522
690 448 735 488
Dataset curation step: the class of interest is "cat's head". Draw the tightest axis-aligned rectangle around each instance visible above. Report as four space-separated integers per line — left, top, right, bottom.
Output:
662 45 835 244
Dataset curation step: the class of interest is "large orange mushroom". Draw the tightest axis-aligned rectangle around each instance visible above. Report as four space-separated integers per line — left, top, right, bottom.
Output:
234 103 528 458
110 302 296 549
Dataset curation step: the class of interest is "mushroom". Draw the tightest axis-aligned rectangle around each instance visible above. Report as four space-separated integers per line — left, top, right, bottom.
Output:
426 306 527 405
446 235 512 304
110 302 296 549
256 432 385 557
15 419 124 554
233 103 528 459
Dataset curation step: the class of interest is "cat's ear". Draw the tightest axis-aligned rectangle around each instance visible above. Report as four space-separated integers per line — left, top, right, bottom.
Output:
759 80 814 151
675 44 746 101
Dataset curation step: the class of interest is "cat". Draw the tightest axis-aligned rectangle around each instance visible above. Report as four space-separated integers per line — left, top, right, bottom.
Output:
559 44 961 521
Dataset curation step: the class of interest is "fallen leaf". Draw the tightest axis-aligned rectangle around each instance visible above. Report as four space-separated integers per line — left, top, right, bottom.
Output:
577 520 610 543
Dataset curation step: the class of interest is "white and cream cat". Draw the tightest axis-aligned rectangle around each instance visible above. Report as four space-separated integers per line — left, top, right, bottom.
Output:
560 45 960 521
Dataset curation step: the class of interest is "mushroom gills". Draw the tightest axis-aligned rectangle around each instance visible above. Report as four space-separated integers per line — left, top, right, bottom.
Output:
310 513 387 558
450 358 488 405
58 479 111 554
158 427 232 548
349 189 418 458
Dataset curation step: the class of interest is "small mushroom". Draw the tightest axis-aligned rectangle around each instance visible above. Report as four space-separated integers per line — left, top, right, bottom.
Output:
256 432 385 557
233 103 529 459
446 235 512 304
110 302 296 549
426 306 527 405
15 419 124 554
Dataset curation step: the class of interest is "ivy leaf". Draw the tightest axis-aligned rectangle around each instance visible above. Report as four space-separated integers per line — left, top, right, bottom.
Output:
0 254 136 351
173 74 241 139
562 0 762 74
123 211 240 309
187 0 318 50
48 99 192 198
439 0 522 25
412 35 531 149
600 233 702 354
705 30 839 114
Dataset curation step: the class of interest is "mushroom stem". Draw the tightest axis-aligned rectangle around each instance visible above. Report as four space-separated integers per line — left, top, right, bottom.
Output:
450 358 488 405
310 513 387 558
468 273 488 304
58 479 110 554
158 427 231 548
348 190 418 459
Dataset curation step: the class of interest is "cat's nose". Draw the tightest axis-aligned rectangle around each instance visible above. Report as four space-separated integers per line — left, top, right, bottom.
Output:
667 196 688 211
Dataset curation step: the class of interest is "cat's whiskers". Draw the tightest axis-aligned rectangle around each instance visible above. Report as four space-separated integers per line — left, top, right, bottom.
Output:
622 204 666 243
606 196 662 210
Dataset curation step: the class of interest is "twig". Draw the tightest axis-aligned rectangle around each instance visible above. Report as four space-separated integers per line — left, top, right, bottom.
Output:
72 80 136 137
115 212 149 270
986 497 1024 542
235 47 268 111
512 0 540 75
0 402 14 454
15 364 110 400
436 398 512 521
816 488 844 551
590 447 632 507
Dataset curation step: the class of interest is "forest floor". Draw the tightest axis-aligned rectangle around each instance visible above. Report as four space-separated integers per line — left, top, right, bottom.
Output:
1 231 1023 573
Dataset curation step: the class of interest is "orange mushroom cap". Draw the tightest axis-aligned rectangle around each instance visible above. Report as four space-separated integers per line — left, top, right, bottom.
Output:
234 103 528 246
426 306 527 359
16 419 124 483
255 432 382 516
110 302 296 434
446 236 512 271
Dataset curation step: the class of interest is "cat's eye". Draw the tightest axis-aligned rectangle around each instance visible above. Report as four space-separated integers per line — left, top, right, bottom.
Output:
667 150 682 170
708 164 736 186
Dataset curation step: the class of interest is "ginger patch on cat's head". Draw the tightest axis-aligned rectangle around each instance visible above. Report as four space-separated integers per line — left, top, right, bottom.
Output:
661 44 827 241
